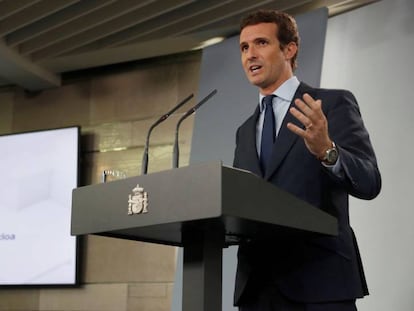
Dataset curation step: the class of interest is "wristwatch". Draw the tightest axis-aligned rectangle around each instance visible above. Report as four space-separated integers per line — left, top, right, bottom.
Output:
320 141 338 165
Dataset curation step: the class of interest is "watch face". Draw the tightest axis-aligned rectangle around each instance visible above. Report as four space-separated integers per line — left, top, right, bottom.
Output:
327 148 338 163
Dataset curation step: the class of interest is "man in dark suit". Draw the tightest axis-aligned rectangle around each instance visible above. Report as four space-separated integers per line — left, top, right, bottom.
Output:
233 10 381 311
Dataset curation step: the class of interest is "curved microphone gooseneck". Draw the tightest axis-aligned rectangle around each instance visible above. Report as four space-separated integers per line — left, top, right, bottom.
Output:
141 93 194 175
173 89 218 169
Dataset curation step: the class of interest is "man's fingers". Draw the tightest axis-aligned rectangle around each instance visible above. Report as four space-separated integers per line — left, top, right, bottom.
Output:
295 94 323 126
289 106 312 129
302 93 321 108
294 98 313 117
287 122 305 137
298 93 322 111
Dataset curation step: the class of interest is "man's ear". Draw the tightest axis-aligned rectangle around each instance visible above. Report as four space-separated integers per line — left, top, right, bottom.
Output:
284 42 298 61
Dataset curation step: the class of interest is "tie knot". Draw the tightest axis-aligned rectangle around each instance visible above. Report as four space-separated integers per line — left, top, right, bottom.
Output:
262 95 275 109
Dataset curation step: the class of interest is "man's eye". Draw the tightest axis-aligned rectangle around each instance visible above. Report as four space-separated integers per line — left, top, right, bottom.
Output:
258 40 268 46
241 45 248 52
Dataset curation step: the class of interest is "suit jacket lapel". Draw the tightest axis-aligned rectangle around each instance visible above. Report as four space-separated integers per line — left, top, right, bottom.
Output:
243 105 263 176
264 83 312 180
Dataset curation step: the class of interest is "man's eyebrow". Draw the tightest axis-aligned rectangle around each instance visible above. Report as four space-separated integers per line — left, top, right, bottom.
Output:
253 36 269 42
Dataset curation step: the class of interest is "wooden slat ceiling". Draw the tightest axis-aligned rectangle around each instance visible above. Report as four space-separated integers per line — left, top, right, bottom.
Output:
0 0 377 90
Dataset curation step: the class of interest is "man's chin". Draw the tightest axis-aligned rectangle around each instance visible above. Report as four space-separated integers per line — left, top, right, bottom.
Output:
248 77 265 88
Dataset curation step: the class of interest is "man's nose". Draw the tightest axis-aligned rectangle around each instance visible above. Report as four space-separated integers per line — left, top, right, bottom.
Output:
246 46 257 59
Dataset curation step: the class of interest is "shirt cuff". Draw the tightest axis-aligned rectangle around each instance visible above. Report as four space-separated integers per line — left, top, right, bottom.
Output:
322 155 345 179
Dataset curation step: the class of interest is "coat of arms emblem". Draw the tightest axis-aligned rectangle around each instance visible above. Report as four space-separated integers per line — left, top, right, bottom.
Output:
127 184 148 215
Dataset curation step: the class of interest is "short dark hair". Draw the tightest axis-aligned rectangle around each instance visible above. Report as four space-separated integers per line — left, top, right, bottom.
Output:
240 10 300 70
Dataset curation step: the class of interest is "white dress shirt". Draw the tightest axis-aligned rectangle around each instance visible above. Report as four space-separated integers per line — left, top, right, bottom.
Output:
256 76 300 154
255 76 343 175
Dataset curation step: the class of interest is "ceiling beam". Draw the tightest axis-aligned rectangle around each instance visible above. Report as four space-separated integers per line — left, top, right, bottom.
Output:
6 0 115 47
30 0 195 61
0 0 41 20
0 39 60 90
39 35 205 73
0 0 79 36
130 0 276 43
64 0 235 55
18 0 157 55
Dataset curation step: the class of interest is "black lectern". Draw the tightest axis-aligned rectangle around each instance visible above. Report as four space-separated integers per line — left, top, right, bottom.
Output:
71 161 337 311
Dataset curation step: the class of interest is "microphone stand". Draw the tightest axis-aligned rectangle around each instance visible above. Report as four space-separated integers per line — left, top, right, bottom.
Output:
141 93 194 175
173 89 217 169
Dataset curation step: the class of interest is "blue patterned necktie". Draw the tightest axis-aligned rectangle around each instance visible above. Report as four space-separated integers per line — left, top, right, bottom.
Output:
260 95 276 172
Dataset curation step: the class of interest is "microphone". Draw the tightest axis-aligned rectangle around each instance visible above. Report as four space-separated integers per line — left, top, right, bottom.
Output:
141 93 194 175
173 89 217 169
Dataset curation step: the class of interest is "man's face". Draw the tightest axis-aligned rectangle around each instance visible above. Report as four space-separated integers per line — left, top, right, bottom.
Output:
239 22 295 94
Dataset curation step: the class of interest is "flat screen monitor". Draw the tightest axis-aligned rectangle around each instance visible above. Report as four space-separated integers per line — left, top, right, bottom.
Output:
0 126 80 286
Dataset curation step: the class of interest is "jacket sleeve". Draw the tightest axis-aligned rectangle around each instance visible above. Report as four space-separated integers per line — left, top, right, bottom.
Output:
322 89 381 200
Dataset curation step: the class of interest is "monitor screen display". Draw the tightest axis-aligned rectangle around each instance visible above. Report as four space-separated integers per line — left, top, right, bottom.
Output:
0 126 79 286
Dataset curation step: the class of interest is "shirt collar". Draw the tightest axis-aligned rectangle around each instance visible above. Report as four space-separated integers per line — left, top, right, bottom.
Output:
259 76 300 111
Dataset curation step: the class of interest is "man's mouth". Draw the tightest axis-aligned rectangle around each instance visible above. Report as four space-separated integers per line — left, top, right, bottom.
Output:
249 65 262 73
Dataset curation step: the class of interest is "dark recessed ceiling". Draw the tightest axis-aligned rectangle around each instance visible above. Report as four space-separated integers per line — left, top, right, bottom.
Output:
0 0 377 90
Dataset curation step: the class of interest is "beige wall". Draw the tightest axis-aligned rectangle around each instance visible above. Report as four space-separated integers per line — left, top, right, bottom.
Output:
0 51 202 311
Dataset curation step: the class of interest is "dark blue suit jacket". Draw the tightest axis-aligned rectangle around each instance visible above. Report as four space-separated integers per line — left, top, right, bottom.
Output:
233 82 381 305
